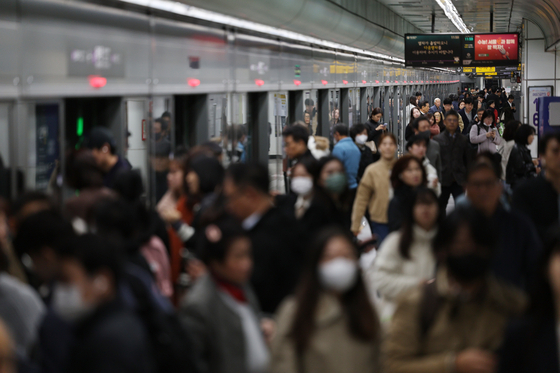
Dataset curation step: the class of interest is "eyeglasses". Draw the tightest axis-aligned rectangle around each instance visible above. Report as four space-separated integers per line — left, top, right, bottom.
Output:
468 179 500 189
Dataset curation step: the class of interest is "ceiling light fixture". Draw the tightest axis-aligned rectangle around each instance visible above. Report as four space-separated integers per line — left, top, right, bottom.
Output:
435 0 469 33
119 0 405 63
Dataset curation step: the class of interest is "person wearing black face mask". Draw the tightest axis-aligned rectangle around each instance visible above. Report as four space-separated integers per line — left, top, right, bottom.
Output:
384 206 526 373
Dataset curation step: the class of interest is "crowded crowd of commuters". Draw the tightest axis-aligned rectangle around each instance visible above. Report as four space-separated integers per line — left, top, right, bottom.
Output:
0 87 559 373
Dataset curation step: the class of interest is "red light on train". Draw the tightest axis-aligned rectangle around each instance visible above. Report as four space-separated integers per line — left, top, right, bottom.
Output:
187 78 201 87
343 80 348 85
88 75 106 88
255 79 265 86
386 80 390 83
321 80 328 85
294 80 301 86
362 80 367 84
375 80 379 84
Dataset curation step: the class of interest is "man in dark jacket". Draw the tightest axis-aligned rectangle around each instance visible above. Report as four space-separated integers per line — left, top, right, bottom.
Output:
55 234 156 373
223 163 303 314
486 87 500 113
503 94 517 124
433 110 474 210
428 98 442 114
465 153 542 290
459 97 476 136
513 132 560 243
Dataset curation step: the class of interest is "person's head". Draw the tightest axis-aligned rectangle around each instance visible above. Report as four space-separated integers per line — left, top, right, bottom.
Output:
199 218 252 285
161 111 171 129
185 155 224 198
370 107 382 122
478 94 484 102
539 132 560 176
13 210 74 283
488 100 496 109
224 163 270 220
415 91 422 102
113 170 144 203
53 234 122 323
426 113 434 125
305 98 314 114
443 110 459 134
464 97 473 112
481 109 496 127
411 116 430 134
8 192 54 234
291 157 318 197
333 124 349 143
433 206 497 289
333 109 339 120
420 100 430 113
153 118 163 140
0 320 15 373
406 134 429 159
434 98 441 108
349 123 367 144
390 155 427 190
409 96 417 106
378 133 397 160
466 152 503 216
65 150 104 191
410 107 421 121
304 112 311 125
201 141 223 162
443 98 452 112
398 188 441 258
508 94 515 103
290 227 378 355
167 147 187 197
502 120 521 142
84 127 117 171
316 156 347 196
515 124 536 146
283 125 309 160
433 111 442 124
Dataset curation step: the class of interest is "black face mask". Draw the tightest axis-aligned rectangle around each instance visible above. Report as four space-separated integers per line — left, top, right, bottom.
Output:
446 253 490 283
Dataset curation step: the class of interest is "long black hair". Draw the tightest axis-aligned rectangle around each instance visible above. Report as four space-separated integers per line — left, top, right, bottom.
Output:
289 227 379 356
398 188 441 259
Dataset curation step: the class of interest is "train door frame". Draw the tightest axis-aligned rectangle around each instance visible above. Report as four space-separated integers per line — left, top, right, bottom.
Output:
0 101 19 199
340 88 349 125
360 87 367 125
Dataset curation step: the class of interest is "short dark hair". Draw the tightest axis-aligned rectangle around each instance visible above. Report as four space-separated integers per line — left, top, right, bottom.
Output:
415 91 422 97
411 115 429 131
468 151 502 180
420 100 430 108
406 133 429 150
390 155 428 189
515 124 536 145
65 150 104 190
334 124 349 137
409 96 417 105
198 218 248 266
84 127 117 154
487 100 495 107
502 120 521 142
226 162 269 195
304 99 314 106
161 111 171 119
443 98 453 106
464 97 473 105
282 124 309 145
371 107 382 118
508 95 515 100
539 131 560 155
481 109 496 127
349 123 367 141
9 191 54 220
444 109 459 119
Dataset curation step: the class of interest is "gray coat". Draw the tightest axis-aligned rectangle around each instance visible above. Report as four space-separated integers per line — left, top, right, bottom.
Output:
426 140 442 181
179 274 263 373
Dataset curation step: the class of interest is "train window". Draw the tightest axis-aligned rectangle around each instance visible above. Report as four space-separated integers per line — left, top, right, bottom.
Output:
148 97 173 205
348 88 360 127
303 90 318 136
0 103 10 167
269 91 288 193
329 89 340 144
33 103 61 192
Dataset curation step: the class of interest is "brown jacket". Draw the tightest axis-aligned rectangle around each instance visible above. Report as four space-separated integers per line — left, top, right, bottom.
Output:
269 293 380 373
383 268 526 373
351 157 396 232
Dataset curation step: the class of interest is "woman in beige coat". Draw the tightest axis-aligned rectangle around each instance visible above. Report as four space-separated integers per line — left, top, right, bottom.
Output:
269 227 380 373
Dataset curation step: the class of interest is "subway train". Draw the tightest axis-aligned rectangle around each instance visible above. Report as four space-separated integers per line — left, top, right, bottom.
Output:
0 0 461 204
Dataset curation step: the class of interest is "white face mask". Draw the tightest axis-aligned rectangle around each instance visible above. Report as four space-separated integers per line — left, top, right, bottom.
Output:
355 134 368 145
319 258 358 293
51 283 94 323
291 177 313 196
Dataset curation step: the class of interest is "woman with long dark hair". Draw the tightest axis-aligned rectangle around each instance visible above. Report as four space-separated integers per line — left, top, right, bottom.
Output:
470 109 502 154
506 124 538 188
499 229 560 373
365 107 386 150
497 120 521 181
405 107 422 141
433 111 444 133
426 113 439 139
387 155 428 233
270 227 380 373
371 188 440 325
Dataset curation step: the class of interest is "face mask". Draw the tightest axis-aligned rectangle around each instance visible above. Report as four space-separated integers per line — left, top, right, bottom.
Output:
446 253 490 283
319 258 358 293
325 173 347 194
51 283 94 323
155 133 162 141
355 134 368 145
291 177 313 196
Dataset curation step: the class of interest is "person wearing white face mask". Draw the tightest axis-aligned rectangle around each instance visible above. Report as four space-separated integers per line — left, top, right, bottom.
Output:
350 124 377 183
270 228 380 373
53 234 156 373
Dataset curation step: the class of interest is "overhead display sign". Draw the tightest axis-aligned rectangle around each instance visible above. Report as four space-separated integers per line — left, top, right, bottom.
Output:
405 33 519 68
476 67 495 73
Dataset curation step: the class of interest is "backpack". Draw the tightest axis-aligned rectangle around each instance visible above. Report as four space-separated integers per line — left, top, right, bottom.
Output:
125 265 200 373
468 124 481 150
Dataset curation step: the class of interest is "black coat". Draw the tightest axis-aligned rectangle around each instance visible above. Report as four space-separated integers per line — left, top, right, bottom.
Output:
246 206 304 314
387 185 416 233
458 108 475 136
432 131 474 187
357 144 378 181
499 316 560 373
364 119 384 149
503 102 516 124
506 143 536 188
68 299 156 373
512 174 559 243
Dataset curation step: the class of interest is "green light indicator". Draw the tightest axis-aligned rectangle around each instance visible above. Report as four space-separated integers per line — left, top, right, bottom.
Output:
77 117 84 136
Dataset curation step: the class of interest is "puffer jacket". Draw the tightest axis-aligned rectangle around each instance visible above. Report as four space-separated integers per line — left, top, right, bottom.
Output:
506 143 537 188
470 123 502 154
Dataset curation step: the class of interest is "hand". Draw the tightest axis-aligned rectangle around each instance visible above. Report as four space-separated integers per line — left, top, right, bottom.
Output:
376 124 385 131
455 349 497 373
261 318 276 346
432 178 439 188
486 132 494 138
186 258 207 282
160 208 182 224
536 166 542 174
532 159 539 166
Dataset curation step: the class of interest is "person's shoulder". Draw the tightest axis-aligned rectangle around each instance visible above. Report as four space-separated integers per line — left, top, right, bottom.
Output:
181 274 216 311
488 277 528 316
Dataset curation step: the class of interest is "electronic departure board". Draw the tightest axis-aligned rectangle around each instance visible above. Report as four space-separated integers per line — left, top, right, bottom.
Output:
405 33 519 68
